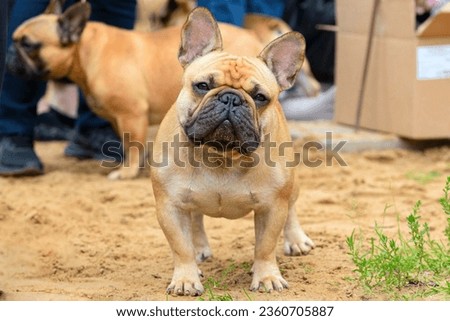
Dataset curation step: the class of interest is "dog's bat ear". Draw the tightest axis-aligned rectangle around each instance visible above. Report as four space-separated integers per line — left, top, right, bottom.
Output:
178 7 223 67
57 2 91 46
258 32 306 91
45 0 67 14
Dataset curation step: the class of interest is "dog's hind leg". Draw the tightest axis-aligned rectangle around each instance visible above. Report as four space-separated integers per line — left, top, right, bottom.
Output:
191 212 212 263
283 205 315 256
107 106 148 180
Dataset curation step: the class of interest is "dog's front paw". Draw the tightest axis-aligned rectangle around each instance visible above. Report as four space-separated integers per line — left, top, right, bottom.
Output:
167 267 204 296
250 274 288 293
167 278 204 297
107 167 139 180
250 261 288 293
284 228 315 256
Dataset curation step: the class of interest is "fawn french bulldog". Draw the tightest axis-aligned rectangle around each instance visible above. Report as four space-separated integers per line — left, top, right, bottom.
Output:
151 8 315 296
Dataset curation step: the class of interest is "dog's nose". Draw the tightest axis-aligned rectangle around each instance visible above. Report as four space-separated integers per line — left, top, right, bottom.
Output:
5 45 20 74
219 92 243 107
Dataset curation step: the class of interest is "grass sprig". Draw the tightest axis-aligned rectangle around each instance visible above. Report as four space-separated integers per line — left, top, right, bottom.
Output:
347 177 450 299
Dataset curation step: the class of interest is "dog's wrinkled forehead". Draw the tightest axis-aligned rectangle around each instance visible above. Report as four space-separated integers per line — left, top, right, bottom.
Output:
219 57 259 89
219 57 276 90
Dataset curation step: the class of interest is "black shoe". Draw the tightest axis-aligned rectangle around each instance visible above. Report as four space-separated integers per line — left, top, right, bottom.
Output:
34 107 75 141
64 126 123 163
0 136 44 176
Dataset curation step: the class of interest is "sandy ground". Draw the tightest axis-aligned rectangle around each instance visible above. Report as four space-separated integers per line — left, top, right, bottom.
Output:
0 129 449 301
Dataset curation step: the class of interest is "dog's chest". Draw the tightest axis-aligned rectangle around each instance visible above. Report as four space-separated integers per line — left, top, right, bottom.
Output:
174 169 278 218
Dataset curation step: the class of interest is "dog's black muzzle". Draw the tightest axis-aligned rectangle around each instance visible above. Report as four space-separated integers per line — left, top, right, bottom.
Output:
6 44 48 80
184 90 260 155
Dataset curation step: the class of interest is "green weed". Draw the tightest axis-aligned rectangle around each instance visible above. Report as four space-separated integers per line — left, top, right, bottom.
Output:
200 276 234 301
406 170 441 185
439 176 450 244
347 177 450 299
198 261 254 301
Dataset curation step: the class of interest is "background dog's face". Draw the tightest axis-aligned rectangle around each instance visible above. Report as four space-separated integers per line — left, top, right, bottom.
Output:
176 8 305 155
6 2 91 80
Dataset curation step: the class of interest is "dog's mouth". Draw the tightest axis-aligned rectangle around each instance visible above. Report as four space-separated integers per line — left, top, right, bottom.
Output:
6 44 49 80
184 92 260 155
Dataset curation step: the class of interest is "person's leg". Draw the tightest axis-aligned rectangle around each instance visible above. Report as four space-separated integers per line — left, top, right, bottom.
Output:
0 0 49 176
246 0 285 18
0 0 49 137
65 0 136 161
0 1 9 93
0 0 15 93
197 0 246 26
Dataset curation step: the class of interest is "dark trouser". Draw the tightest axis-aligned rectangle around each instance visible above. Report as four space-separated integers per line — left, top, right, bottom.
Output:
0 0 15 94
197 0 285 26
0 0 136 138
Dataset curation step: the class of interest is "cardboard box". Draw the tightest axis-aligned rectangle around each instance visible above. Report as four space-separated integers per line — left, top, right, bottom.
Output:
335 0 450 139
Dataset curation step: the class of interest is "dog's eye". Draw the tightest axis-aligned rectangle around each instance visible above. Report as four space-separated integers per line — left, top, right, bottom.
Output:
254 93 268 103
195 82 210 92
253 93 269 108
20 37 40 51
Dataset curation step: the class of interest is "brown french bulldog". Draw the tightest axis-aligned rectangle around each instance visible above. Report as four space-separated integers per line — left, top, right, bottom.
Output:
151 8 314 296
6 2 263 179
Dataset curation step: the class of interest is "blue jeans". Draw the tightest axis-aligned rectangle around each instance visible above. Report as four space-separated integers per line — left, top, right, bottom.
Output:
197 0 285 26
0 0 136 137
0 0 15 94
